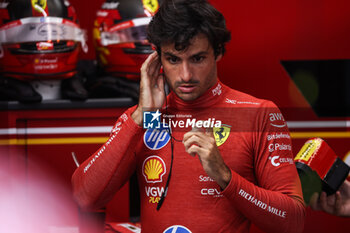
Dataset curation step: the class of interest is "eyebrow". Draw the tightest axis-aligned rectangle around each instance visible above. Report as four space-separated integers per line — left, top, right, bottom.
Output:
162 51 209 58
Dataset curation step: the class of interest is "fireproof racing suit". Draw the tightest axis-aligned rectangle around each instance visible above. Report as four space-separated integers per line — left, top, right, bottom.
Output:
72 81 305 233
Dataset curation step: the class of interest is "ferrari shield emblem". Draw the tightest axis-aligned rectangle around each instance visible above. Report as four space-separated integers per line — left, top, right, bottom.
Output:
143 0 159 14
31 0 47 12
213 124 231 147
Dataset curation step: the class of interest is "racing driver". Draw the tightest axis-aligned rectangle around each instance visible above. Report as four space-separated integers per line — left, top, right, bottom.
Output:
72 0 305 232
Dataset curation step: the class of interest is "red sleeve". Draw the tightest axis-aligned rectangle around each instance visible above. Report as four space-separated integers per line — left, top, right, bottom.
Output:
71 106 144 210
221 101 305 233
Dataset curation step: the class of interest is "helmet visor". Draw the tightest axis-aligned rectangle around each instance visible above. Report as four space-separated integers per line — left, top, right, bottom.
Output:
100 17 151 46
0 17 87 48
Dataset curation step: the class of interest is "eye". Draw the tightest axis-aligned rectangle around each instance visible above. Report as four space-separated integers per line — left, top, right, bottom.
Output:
166 56 179 64
192 55 205 63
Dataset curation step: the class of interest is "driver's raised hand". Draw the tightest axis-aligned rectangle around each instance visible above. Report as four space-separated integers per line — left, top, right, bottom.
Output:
131 51 165 125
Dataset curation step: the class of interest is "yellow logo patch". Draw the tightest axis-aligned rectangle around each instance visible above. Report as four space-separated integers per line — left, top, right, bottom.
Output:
142 155 166 183
143 0 159 14
31 0 47 13
213 124 231 147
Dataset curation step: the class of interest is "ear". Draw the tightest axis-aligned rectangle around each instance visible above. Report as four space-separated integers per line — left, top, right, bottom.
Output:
215 53 223 62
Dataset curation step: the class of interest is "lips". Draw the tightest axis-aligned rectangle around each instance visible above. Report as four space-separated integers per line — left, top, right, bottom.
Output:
178 85 197 93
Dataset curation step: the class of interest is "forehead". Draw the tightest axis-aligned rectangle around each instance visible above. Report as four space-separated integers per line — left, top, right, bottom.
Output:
160 34 213 56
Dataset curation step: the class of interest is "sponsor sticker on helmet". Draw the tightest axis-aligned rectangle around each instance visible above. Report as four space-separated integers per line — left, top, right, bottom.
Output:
142 155 166 183
32 0 47 13
163 225 192 233
143 0 159 14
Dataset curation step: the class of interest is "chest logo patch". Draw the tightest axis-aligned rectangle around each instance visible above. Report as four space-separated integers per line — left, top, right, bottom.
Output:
213 124 231 147
163 225 192 233
144 123 171 150
143 155 166 183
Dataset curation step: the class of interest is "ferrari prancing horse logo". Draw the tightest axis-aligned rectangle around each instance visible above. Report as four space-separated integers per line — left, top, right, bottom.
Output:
213 124 231 147
143 0 159 14
31 0 47 12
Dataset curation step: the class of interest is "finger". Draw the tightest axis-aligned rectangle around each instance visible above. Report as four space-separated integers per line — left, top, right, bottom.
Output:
183 131 196 142
192 124 206 133
319 192 330 212
309 192 320 209
327 193 336 207
149 57 161 80
148 52 160 67
183 131 206 142
205 128 214 138
183 134 206 152
334 191 343 215
339 180 349 193
140 52 158 82
186 144 205 157
156 75 165 91
141 51 157 73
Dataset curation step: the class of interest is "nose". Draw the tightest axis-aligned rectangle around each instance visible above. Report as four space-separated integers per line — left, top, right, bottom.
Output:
180 62 193 82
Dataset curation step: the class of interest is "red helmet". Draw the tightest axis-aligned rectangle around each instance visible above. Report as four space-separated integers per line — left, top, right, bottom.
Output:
93 0 161 80
0 0 87 80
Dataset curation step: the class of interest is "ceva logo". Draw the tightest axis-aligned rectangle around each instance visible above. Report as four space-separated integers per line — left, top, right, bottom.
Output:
163 225 192 233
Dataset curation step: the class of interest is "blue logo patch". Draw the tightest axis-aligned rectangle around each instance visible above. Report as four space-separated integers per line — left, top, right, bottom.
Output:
144 123 171 150
143 110 162 129
163 225 192 233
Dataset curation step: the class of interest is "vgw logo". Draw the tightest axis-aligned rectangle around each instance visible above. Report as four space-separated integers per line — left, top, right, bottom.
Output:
143 110 162 129
144 123 170 150
163 225 192 233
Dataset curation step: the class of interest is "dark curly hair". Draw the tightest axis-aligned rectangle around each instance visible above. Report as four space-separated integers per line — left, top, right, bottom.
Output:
147 0 231 58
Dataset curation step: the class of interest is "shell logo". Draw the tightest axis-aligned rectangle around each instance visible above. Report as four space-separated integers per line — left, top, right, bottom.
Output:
142 155 166 183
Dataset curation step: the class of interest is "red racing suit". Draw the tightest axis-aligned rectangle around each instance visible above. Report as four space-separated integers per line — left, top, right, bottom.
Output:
72 81 305 233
